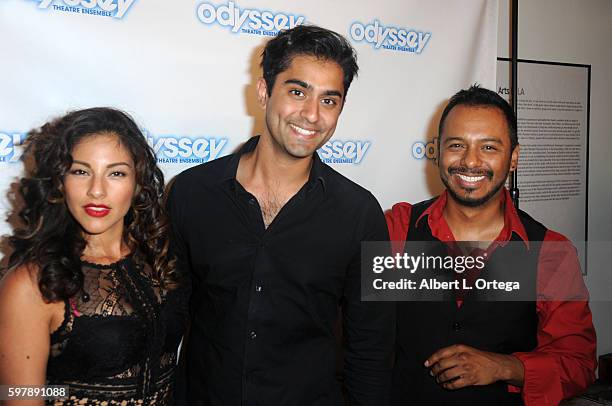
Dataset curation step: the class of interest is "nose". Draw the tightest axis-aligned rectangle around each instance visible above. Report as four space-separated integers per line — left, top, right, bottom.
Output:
460 145 482 169
300 98 319 124
87 174 106 199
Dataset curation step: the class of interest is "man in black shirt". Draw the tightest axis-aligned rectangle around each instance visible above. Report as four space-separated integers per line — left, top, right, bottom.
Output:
169 25 394 406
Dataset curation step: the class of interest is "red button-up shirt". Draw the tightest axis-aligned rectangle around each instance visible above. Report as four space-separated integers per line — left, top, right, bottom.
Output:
385 188 597 406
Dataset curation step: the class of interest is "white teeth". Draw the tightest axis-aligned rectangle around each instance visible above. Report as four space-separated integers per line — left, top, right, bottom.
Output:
290 124 316 136
88 207 108 211
457 174 485 182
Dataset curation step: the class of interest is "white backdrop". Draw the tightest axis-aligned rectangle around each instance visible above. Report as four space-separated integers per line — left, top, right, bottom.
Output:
0 0 498 245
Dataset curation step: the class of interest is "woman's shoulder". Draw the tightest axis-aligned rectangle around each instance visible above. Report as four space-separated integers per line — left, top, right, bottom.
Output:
0 263 57 318
0 263 66 335
0 263 43 302
0 264 53 325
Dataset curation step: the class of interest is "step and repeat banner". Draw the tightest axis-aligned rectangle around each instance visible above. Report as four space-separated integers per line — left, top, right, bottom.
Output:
0 0 498 242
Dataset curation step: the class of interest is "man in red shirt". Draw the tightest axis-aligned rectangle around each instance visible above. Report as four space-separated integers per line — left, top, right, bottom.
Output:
387 85 596 405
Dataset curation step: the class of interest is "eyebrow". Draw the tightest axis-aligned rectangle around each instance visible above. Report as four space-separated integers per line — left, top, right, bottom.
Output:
284 79 343 99
72 160 133 168
443 136 503 144
284 79 309 89
442 136 464 144
480 138 504 144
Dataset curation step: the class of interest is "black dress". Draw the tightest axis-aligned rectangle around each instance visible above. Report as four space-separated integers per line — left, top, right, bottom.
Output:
46 255 188 405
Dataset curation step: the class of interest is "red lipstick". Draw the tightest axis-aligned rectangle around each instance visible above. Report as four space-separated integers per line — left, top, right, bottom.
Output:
83 204 111 218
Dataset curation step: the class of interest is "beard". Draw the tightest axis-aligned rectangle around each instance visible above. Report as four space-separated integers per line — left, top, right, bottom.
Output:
440 164 509 208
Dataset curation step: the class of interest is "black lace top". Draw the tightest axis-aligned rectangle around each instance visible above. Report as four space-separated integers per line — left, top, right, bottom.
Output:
46 255 188 405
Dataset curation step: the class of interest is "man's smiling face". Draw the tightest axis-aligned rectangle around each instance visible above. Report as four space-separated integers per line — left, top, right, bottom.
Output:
438 105 519 207
257 54 345 160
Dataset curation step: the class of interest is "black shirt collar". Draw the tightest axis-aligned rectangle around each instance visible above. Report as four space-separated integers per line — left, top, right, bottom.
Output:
221 135 327 192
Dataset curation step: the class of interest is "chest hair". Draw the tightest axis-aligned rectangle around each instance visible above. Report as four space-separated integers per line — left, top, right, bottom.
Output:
257 187 288 229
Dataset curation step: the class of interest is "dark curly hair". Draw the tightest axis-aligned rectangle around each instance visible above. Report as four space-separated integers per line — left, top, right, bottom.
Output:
8 107 176 302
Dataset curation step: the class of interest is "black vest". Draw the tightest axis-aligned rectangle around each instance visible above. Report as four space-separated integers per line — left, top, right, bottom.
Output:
391 198 547 406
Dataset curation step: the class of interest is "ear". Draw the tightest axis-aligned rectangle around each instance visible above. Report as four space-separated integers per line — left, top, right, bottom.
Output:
510 144 520 171
256 78 269 109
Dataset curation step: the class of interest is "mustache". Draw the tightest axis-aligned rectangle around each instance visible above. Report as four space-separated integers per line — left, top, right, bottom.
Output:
448 166 494 179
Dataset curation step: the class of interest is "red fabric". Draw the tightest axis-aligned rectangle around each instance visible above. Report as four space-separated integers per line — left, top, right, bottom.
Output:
385 188 597 406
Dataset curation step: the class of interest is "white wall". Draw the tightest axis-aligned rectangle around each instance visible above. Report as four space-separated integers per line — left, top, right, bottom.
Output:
498 0 612 357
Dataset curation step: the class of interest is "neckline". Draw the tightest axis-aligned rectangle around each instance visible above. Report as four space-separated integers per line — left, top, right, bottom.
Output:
80 253 132 269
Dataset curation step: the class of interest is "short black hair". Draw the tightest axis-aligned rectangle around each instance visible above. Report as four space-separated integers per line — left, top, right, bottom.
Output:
438 84 518 150
261 24 358 98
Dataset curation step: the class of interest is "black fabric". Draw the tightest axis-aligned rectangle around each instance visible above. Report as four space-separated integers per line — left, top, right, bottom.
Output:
46 255 188 405
168 136 395 406
391 198 546 406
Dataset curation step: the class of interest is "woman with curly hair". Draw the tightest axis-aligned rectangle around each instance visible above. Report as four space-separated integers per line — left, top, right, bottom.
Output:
0 107 188 405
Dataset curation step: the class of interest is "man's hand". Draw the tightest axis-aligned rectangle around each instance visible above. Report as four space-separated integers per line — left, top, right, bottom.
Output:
424 344 524 389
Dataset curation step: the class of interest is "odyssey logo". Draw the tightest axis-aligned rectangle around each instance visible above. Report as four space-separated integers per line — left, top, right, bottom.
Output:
318 140 371 165
32 0 136 18
349 20 431 53
412 138 437 160
0 131 227 165
0 132 25 163
196 1 305 37
146 133 228 164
